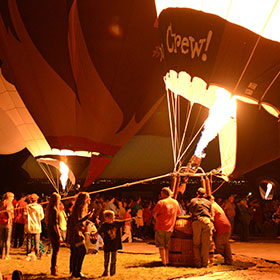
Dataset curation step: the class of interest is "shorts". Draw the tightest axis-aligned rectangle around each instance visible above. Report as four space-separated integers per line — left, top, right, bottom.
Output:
155 229 172 249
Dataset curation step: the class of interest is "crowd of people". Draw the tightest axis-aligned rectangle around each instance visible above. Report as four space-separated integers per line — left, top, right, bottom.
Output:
0 182 280 277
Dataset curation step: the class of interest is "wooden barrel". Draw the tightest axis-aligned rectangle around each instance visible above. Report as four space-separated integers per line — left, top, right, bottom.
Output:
169 216 194 266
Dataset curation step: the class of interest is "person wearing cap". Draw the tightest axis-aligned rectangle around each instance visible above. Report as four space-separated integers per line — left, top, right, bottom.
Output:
153 187 181 266
25 193 44 259
188 187 213 268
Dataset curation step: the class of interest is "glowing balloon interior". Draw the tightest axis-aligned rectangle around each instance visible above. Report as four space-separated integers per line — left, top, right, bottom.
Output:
155 0 280 180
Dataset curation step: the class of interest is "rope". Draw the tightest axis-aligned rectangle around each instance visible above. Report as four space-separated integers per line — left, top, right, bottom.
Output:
233 1 278 93
211 180 226 194
0 173 173 214
167 90 177 167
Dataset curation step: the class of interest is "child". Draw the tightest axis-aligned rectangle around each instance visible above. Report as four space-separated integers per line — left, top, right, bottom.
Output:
121 207 132 243
98 210 136 277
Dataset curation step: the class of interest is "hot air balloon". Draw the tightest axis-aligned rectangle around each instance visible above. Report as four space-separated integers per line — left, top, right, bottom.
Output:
154 0 280 186
0 0 165 189
1 0 280 198
0 68 94 193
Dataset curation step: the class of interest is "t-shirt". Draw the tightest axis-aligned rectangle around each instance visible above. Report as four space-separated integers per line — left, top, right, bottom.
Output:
0 201 13 226
98 221 124 252
223 201 236 219
212 202 231 235
14 198 27 224
153 197 180 232
123 212 132 228
189 197 212 220
143 207 152 223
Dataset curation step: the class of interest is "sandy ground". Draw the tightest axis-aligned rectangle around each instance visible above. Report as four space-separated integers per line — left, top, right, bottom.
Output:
0 240 280 280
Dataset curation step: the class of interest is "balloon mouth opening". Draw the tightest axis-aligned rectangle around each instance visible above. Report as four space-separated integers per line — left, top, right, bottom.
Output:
258 178 278 200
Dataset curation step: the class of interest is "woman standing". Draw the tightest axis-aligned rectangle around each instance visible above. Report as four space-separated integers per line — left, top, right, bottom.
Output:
67 192 93 278
0 192 14 259
46 192 62 276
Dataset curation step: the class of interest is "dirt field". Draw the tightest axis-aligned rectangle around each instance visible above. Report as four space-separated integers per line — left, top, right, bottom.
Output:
1 243 280 280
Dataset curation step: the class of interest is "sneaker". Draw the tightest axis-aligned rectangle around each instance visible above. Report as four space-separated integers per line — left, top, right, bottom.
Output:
72 272 87 278
102 272 108 277
4 256 10 260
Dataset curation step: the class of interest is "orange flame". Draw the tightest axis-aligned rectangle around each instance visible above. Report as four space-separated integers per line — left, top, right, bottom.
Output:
59 161 69 191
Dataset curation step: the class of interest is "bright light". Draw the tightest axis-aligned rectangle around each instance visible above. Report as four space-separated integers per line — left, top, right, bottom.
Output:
265 183 273 200
195 88 236 157
50 149 98 157
59 161 69 191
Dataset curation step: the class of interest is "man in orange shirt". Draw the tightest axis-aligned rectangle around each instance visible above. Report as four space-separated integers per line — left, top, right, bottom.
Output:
211 196 233 265
153 187 181 266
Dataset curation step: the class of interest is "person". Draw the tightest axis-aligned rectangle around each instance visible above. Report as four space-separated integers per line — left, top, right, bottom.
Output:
188 187 213 268
117 201 126 220
250 200 263 236
153 187 181 266
66 192 93 278
237 199 251 242
13 194 27 248
210 196 233 265
98 210 136 277
46 192 62 276
143 201 153 239
12 270 23 280
223 195 236 238
58 202 67 243
106 196 118 216
121 206 133 243
0 192 14 259
135 203 144 239
273 204 280 239
25 193 44 259
133 197 142 217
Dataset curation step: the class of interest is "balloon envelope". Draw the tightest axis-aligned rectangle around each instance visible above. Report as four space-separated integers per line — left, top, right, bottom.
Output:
0 0 165 185
156 4 280 179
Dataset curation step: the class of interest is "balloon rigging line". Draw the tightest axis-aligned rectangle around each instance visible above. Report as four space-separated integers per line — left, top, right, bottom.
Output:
225 0 233 19
176 120 205 167
233 1 278 93
211 180 226 194
174 93 179 160
38 162 59 194
174 94 183 169
172 91 180 157
185 104 204 164
234 37 261 92
167 90 177 167
177 101 194 166
167 90 175 164
85 173 172 195
260 71 280 103
0 173 173 214
176 94 181 156
1 169 225 215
